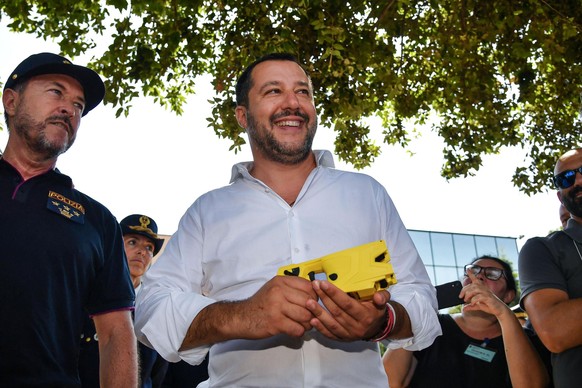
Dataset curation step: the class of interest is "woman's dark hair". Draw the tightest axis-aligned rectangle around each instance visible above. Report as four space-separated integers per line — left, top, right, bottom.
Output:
470 255 517 293
235 53 309 108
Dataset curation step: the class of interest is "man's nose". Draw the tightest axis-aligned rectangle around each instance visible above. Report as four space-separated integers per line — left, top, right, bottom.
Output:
58 101 77 120
282 90 301 110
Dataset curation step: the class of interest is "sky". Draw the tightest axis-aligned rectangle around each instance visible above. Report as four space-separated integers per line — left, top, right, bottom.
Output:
0 23 563 248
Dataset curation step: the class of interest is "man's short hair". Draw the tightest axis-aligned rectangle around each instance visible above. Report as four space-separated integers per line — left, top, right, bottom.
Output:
235 53 309 108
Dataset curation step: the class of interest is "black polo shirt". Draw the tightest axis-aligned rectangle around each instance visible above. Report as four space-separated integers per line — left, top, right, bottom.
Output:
0 159 135 387
519 219 582 388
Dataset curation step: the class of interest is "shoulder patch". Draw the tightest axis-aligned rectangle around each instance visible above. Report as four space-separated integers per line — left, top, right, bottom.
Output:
47 190 85 224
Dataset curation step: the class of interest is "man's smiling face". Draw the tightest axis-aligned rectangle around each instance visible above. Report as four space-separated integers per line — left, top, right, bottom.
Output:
237 59 317 165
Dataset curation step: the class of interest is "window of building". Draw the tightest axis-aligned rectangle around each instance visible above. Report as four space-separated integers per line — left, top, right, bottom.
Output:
407 230 519 288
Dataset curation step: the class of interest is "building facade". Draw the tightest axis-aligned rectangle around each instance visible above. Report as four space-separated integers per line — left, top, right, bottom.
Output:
408 229 519 287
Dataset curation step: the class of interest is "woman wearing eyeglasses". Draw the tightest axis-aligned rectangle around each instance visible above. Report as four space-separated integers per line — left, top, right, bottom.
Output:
383 256 550 388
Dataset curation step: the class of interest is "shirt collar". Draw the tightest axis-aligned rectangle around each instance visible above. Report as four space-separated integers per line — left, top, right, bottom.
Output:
0 158 73 187
564 218 582 242
229 150 335 183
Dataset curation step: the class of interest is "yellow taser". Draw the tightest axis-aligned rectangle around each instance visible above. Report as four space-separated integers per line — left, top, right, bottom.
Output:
277 240 397 300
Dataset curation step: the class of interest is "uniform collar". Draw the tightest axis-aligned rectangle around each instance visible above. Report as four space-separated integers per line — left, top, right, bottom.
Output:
0 157 73 188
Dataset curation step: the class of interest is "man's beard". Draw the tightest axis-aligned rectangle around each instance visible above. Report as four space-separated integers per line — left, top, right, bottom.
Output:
562 185 582 218
246 109 317 165
12 110 75 160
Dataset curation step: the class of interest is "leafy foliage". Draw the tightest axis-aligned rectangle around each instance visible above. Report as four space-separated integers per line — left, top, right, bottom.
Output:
1 0 581 193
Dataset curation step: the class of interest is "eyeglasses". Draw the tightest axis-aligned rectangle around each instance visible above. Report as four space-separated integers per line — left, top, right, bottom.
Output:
553 166 582 189
464 264 506 281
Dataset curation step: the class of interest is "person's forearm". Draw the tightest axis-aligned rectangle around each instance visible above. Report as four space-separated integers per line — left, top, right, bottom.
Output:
498 310 549 388
180 300 245 350
534 298 582 353
382 348 415 387
181 276 318 350
99 334 138 387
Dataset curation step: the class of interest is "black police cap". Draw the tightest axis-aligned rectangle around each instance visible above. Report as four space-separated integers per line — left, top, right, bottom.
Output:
3 52 105 116
120 214 165 256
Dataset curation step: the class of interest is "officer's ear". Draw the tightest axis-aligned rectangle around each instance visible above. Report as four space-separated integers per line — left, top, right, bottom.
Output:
2 88 19 117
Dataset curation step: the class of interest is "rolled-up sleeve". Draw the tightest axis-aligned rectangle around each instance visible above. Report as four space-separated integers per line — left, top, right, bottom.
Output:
380 189 441 351
385 283 441 350
135 205 213 364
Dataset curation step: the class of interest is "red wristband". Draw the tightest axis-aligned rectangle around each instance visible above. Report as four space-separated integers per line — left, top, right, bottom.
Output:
368 303 396 342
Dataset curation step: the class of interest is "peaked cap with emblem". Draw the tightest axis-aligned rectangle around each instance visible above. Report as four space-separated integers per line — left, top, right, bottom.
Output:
4 52 105 116
120 214 165 256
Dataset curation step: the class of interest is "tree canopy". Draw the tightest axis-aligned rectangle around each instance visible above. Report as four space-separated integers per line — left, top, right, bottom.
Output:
1 0 580 194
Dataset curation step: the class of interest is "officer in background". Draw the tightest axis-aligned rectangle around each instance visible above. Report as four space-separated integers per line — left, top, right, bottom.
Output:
79 214 168 387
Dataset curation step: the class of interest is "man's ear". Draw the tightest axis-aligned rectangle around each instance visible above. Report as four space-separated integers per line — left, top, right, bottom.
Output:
557 191 563 203
2 88 18 117
235 106 247 129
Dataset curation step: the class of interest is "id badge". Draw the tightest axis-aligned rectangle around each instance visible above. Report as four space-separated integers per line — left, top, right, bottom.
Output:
464 343 496 362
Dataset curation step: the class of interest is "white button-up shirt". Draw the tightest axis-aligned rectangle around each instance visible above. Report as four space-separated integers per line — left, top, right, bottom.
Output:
135 150 440 387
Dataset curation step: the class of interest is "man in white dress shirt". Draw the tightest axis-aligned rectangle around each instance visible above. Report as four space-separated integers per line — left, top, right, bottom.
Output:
135 53 440 387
